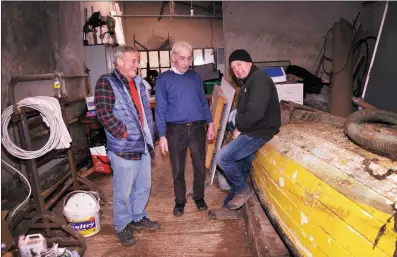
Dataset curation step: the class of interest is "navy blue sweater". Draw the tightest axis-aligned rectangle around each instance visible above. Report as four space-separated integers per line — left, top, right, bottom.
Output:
155 69 212 137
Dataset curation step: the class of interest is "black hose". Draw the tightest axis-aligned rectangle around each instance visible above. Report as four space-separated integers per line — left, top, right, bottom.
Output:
345 109 397 159
352 36 377 97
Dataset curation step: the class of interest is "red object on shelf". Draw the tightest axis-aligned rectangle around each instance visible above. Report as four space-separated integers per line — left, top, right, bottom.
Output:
89 146 111 173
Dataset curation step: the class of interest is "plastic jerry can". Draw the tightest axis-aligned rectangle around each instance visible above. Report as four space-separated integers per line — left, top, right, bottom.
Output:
18 234 47 257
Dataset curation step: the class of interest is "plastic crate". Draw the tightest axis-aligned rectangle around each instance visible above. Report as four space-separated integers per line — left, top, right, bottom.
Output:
204 81 221 95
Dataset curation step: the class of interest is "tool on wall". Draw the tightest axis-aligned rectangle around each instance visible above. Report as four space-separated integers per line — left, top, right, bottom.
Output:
83 9 107 45
104 16 116 43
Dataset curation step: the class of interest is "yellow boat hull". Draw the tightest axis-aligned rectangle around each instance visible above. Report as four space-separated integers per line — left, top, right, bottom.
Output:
251 121 397 257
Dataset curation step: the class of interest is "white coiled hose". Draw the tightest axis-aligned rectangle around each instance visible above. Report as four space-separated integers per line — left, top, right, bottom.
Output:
1 102 61 159
1 101 62 217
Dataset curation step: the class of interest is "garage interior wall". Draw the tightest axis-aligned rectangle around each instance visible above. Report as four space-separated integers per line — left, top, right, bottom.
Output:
122 1 224 49
222 1 385 81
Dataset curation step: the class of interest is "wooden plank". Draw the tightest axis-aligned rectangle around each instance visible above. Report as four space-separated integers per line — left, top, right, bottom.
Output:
270 124 397 213
252 161 390 257
243 196 290 257
205 85 227 169
209 79 235 184
253 167 329 257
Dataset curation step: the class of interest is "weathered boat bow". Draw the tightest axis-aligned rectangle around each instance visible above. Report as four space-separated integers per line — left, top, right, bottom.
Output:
251 101 397 257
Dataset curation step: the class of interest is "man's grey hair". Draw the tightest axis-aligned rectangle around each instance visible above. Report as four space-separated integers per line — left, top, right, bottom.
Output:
171 41 193 55
113 44 138 66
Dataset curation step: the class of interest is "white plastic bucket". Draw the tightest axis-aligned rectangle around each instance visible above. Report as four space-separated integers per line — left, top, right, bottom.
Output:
63 190 101 237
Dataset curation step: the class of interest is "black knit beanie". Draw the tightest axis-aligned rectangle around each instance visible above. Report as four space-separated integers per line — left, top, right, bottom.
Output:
228 49 252 65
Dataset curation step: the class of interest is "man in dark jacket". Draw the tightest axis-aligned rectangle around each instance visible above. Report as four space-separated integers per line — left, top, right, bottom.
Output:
209 49 281 219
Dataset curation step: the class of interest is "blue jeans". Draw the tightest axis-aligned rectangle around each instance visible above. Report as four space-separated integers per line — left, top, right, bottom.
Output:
108 151 151 233
215 134 268 207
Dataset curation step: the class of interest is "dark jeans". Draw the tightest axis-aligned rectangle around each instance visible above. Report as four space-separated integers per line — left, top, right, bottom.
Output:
166 121 206 204
215 134 269 207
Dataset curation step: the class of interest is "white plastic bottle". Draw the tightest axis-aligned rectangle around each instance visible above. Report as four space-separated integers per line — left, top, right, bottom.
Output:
18 234 47 257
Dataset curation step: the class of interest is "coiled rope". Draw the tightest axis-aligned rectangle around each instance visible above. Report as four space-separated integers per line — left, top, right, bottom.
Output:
1 102 61 159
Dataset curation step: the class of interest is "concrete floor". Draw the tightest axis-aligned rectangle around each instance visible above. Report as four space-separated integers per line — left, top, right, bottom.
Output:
84 147 253 257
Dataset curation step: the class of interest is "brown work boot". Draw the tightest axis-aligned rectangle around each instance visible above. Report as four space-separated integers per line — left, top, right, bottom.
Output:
129 216 160 231
227 187 255 210
116 226 136 246
208 207 242 219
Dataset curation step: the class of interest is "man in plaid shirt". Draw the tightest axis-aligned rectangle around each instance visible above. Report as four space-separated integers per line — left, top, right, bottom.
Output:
94 45 159 246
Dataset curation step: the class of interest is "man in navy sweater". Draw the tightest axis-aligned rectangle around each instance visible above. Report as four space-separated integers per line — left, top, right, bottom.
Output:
155 41 215 216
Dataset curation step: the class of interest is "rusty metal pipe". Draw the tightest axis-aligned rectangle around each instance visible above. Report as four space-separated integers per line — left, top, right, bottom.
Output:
330 19 354 117
27 213 86 256
20 114 46 214
45 178 74 210
20 113 51 236
9 73 89 106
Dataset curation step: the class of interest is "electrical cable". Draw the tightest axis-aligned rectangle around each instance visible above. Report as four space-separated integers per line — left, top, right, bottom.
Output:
352 36 377 96
318 29 376 97
1 102 61 159
320 15 360 77
321 22 377 83
1 160 32 217
1 99 65 217
320 27 333 75
322 26 357 76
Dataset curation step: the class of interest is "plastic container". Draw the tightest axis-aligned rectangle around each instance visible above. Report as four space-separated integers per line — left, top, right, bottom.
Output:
63 191 101 237
89 146 112 174
204 81 221 95
85 96 95 111
217 170 231 191
18 234 47 257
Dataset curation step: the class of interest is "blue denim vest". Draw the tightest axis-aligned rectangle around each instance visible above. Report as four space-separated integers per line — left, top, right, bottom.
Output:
105 71 155 153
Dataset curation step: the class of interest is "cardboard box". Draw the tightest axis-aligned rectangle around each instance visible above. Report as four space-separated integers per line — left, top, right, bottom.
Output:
275 83 304 104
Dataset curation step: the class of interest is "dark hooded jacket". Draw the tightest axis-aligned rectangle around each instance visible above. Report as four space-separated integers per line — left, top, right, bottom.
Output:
235 65 281 139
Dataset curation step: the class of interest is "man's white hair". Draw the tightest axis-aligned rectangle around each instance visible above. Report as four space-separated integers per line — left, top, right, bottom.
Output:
113 44 138 66
171 41 193 55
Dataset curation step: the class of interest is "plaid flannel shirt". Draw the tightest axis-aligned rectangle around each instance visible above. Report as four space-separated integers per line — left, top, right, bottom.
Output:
94 69 155 160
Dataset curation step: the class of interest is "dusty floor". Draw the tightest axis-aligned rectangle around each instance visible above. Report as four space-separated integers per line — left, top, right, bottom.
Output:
83 147 253 257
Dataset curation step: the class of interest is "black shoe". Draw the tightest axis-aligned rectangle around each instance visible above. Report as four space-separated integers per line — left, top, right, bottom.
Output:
129 216 160 231
116 226 136 246
173 203 185 217
194 198 208 211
